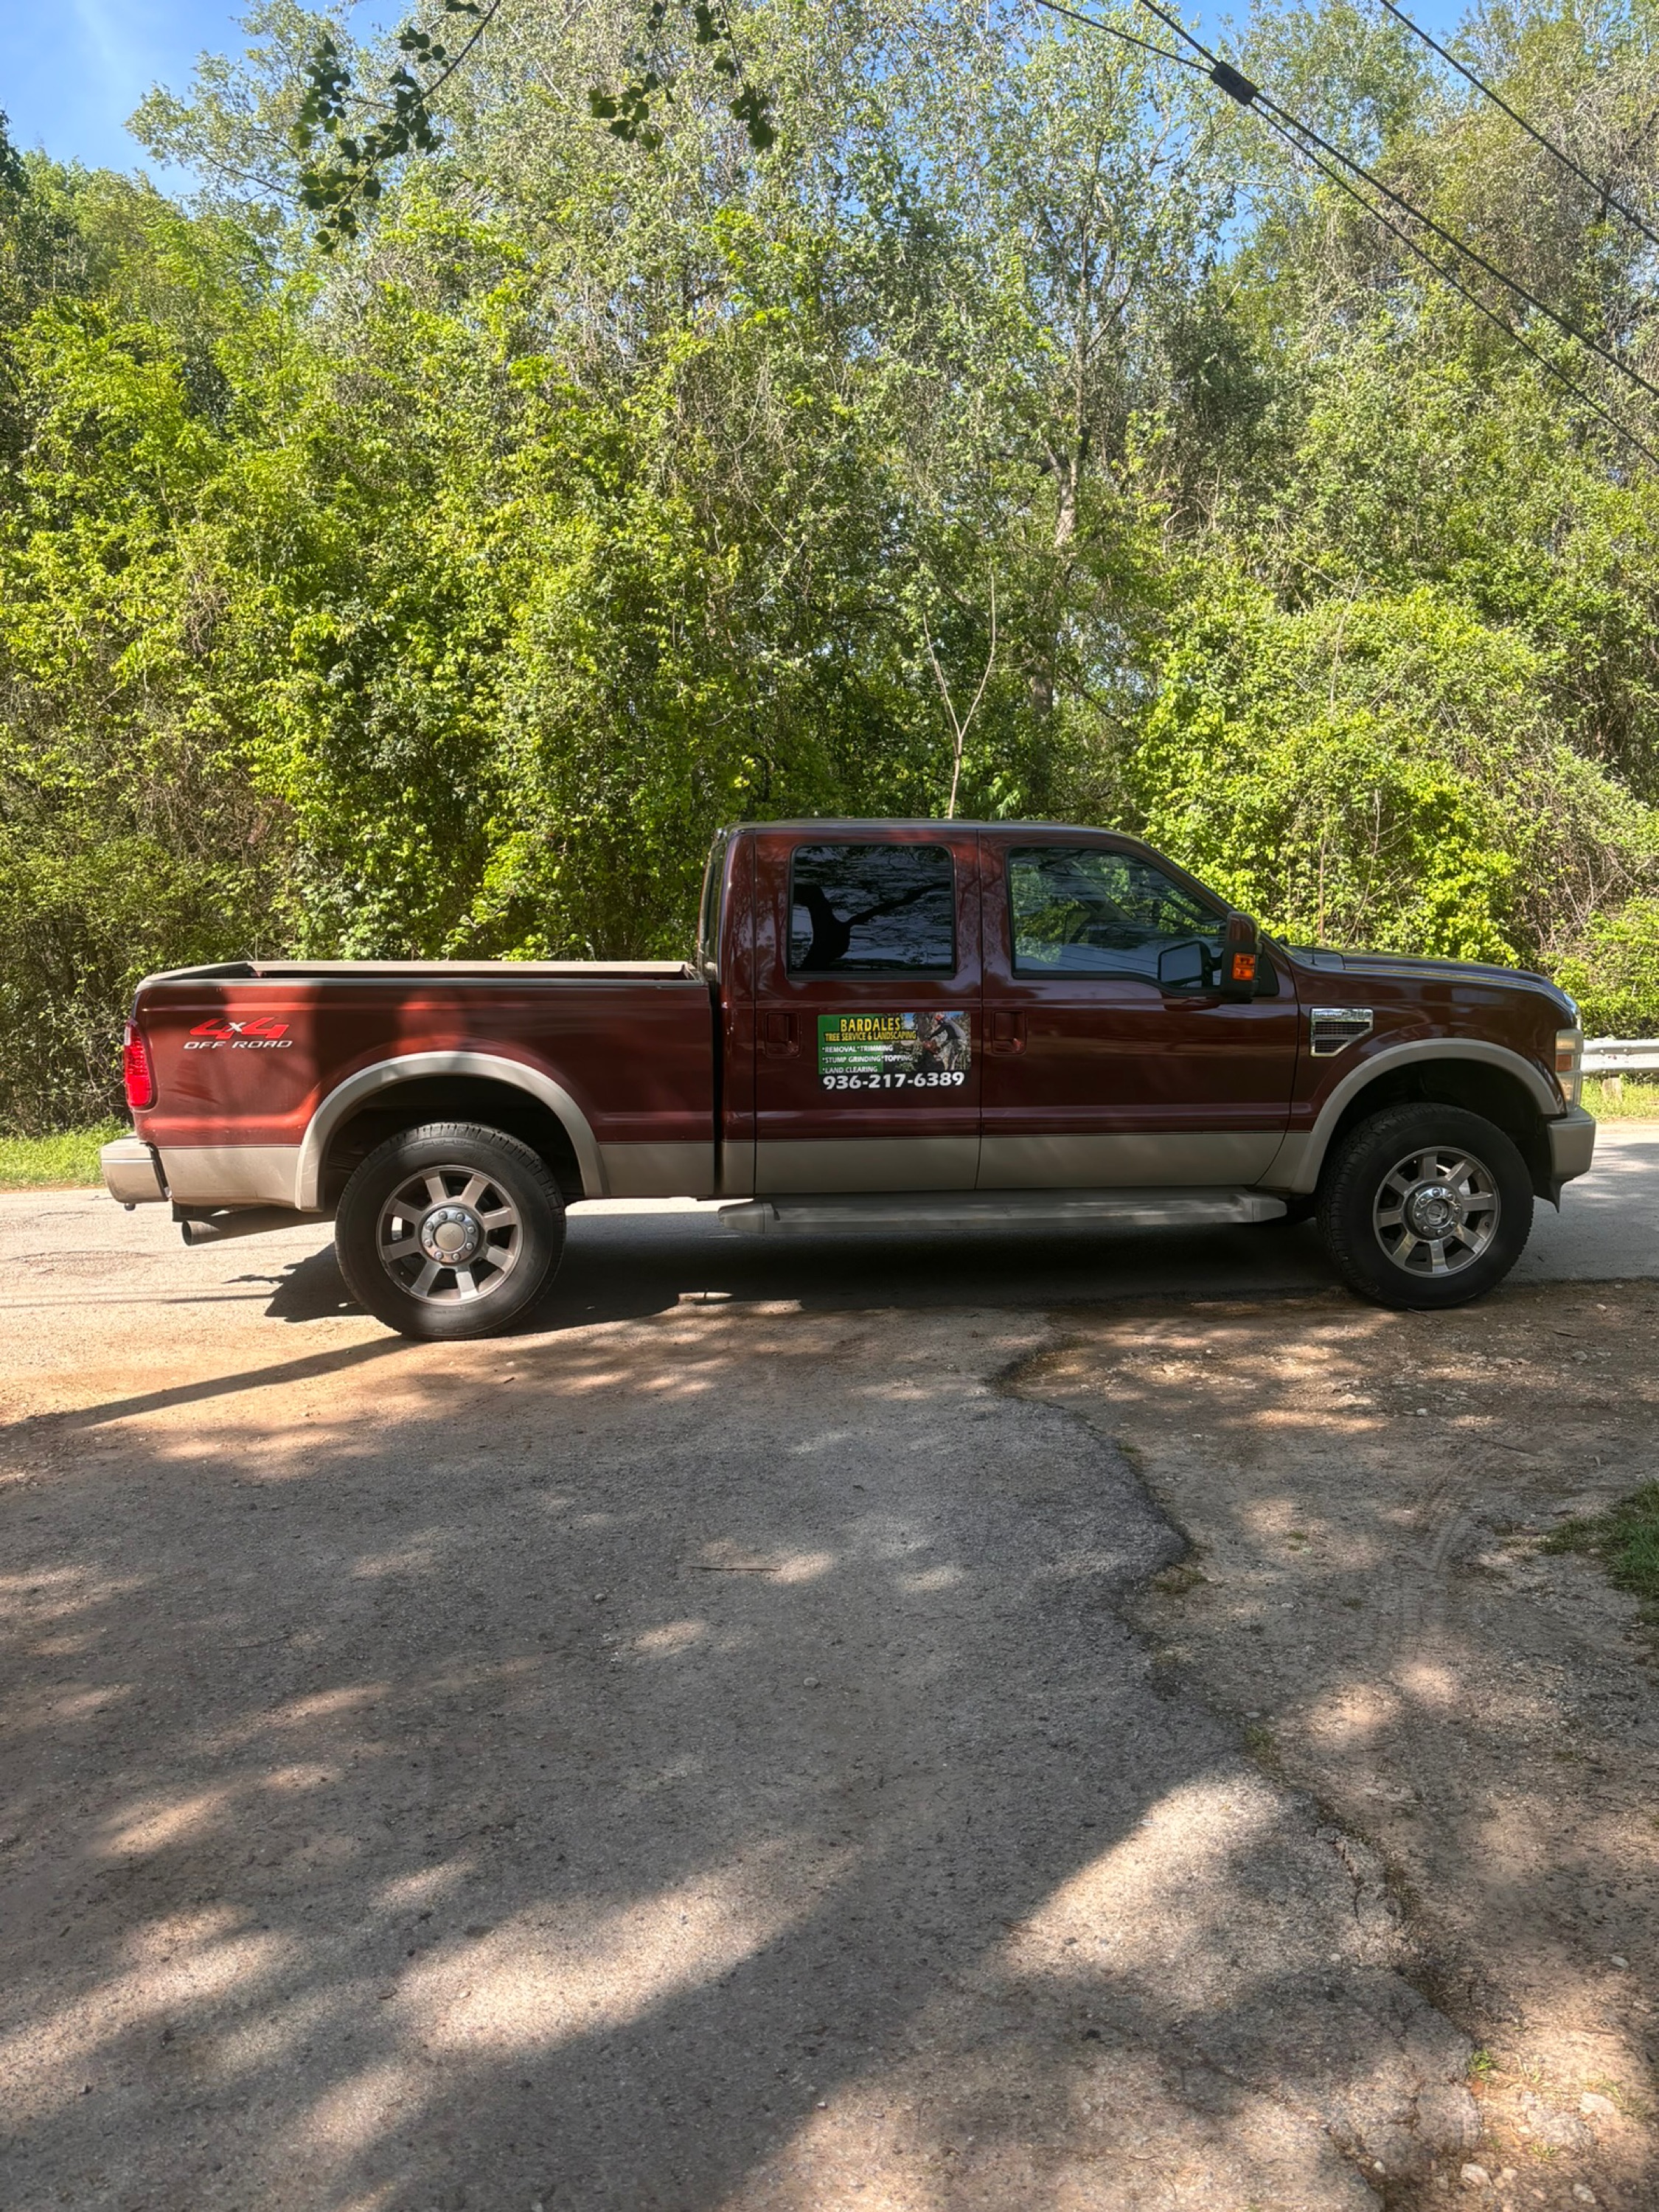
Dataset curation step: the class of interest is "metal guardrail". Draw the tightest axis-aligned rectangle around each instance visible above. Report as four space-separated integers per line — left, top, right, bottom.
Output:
1582 1038 1659 1075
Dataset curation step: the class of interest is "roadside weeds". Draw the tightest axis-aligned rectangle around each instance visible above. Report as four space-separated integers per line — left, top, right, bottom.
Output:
0 1122 125 1190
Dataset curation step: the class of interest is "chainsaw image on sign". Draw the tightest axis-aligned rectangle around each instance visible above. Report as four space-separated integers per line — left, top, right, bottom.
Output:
817 1012 971 1091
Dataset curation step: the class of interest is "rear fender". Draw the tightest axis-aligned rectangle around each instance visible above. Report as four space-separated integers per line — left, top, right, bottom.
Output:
296 1052 606 1208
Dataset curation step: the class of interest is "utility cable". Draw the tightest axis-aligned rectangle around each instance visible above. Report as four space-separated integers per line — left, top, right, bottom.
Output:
1032 0 1205 74
1031 0 1659 465
1252 102 1659 466
1368 0 1659 256
1120 0 1659 408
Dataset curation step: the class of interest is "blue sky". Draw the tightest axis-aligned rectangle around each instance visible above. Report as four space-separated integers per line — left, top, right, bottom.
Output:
6 0 232 170
4 0 1467 175
1 0 389 173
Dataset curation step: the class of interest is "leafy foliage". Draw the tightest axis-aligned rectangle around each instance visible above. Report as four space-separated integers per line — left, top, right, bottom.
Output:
3 1 1659 1129
1131 579 1659 969
587 0 776 156
291 0 501 242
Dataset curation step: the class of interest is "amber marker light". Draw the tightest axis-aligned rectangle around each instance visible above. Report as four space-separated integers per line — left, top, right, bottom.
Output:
1554 1027 1582 1107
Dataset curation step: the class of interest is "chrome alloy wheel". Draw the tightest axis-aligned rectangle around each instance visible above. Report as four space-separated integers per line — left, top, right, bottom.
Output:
375 1166 524 1305
1371 1145 1500 1279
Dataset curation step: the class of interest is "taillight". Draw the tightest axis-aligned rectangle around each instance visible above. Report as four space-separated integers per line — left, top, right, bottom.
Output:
123 1021 156 1111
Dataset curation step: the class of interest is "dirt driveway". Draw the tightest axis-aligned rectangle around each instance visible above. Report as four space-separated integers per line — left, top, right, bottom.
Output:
1027 1287 1659 2212
1 1189 1654 2212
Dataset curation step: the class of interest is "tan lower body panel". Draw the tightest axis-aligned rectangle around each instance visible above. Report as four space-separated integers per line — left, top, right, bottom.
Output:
597 1141 716 1200
1547 1107 1596 1186
1261 1133 1314 1193
755 1137 980 1194
158 1145 303 1207
978 1131 1283 1189
717 1141 756 1199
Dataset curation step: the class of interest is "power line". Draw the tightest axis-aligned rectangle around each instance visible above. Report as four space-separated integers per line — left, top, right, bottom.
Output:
1368 0 1659 257
1032 0 1659 466
1032 0 1204 74
1119 0 1659 408
1251 80 1659 404
1253 104 1659 467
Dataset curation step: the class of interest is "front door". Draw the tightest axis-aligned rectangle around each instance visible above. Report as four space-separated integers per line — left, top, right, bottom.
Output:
752 828 982 1193
978 835 1299 1187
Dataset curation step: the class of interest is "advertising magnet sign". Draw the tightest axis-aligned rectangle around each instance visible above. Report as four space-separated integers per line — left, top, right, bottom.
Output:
817 1012 971 1093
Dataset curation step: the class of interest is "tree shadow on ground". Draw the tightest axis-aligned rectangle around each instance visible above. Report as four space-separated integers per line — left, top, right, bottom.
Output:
1025 1286 1659 2211
2 1290 1470 2212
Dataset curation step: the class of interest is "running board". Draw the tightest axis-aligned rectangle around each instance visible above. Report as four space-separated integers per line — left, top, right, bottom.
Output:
719 1189 1287 1236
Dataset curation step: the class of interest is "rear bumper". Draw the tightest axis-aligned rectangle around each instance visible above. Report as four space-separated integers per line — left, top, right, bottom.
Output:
101 1136 167 1205
1547 1106 1597 1197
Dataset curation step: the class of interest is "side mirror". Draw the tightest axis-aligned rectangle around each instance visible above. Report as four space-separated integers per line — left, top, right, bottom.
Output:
1157 937 1212 993
1220 911 1261 1001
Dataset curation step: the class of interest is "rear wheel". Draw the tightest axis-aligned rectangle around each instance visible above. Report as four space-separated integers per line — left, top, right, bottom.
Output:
1317 1102 1532 1310
335 1121 566 1339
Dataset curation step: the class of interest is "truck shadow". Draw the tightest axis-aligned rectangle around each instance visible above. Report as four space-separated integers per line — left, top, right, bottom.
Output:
262 1217 1340 1330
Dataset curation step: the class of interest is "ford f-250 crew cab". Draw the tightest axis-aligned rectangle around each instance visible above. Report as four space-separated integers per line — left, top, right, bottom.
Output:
101 820 1596 1338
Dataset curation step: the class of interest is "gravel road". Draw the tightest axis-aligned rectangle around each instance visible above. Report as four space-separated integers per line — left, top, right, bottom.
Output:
1 1140 1651 2212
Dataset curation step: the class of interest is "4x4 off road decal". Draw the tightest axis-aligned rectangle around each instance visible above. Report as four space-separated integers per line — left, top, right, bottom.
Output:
184 1016 293 1051
818 1012 970 1092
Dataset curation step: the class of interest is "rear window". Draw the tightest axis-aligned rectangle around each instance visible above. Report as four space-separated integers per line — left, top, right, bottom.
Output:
788 844 956 973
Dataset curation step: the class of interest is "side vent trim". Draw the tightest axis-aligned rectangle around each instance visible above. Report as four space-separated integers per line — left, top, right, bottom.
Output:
1309 1006 1374 1057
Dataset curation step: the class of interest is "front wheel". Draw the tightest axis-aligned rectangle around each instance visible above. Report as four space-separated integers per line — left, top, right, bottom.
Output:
335 1122 566 1339
1317 1102 1533 1310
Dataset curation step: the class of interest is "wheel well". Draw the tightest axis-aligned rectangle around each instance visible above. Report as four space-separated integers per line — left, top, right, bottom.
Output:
320 1078 586 1208
1324 1060 1551 1198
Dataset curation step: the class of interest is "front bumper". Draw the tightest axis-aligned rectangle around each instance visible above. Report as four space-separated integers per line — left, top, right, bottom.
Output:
102 1135 167 1205
1546 1106 1597 1197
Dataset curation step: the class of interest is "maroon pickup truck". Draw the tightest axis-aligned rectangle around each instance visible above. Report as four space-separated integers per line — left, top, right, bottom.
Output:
102 820 1594 1338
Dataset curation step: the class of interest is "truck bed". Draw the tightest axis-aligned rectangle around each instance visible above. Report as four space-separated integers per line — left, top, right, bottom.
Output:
125 959 717 1210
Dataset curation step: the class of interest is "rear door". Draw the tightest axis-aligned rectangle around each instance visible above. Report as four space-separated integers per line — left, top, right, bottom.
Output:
978 835 1298 1186
751 828 981 1192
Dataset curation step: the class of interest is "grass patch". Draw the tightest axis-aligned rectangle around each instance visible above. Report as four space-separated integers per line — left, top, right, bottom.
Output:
0 1121 127 1190
1583 1074 1659 1119
1542 1483 1659 1618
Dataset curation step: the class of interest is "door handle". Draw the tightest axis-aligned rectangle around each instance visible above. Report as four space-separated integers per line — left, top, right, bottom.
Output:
986 1012 1026 1054
761 1012 798 1057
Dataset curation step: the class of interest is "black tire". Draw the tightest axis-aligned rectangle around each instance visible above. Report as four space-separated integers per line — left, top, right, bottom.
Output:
1316 1102 1533 1310
335 1121 566 1340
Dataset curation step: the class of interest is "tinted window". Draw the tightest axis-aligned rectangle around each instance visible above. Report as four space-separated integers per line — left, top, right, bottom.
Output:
789 844 956 973
1009 846 1220 980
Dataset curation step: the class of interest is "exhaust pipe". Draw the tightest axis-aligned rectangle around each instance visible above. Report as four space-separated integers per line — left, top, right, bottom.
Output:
173 1206 333 1248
